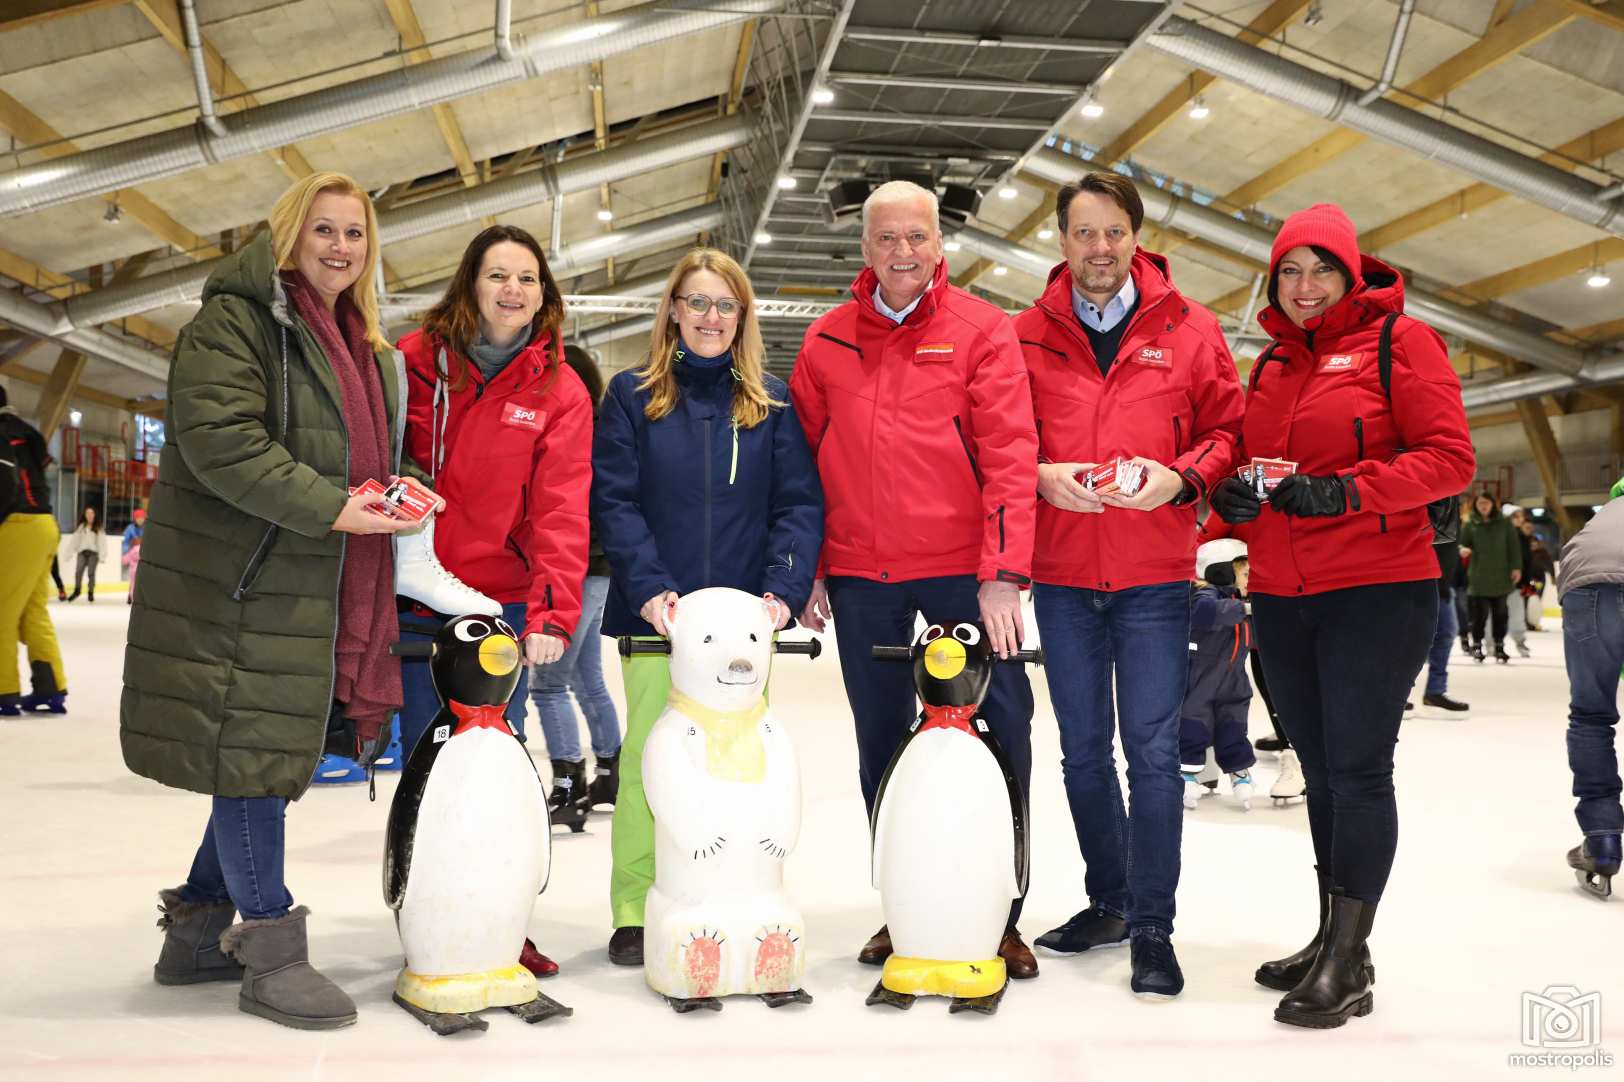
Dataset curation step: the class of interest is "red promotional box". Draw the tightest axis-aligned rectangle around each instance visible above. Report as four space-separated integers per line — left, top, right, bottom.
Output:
1238 457 1298 496
1080 457 1147 497
349 476 438 523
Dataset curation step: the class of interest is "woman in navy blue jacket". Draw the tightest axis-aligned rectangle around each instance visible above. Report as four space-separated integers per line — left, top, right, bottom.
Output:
592 247 823 966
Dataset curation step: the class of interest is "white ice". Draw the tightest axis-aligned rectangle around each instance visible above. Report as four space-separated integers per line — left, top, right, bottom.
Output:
2 594 1619 1081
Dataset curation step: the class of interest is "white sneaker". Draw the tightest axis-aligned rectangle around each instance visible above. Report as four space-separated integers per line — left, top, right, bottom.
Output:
1230 770 1254 811
1271 749 1305 806
393 516 502 617
1181 771 1203 811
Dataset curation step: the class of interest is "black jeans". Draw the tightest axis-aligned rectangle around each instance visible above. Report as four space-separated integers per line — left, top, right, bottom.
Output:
1468 593 1508 649
1252 580 1437 903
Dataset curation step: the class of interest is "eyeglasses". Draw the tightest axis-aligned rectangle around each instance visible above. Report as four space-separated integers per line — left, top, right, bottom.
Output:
676 292 744 319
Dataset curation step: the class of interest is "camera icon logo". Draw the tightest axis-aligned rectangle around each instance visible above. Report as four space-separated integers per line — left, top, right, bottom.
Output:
1522 986 1602 1049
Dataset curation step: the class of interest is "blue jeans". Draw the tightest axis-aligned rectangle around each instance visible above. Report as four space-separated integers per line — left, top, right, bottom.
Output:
1033 580 1190 934
182 796 291 921
531 576 621 761
1563 584 1624 837
827 573 1034 927
1425 589 1457 696
399 601 530 756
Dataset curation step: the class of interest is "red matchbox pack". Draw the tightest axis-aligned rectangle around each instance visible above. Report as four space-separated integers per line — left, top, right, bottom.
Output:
349 476 438 523
1237 457 1298 496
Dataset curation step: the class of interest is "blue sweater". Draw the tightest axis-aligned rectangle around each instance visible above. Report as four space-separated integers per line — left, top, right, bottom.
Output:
592 357 824 637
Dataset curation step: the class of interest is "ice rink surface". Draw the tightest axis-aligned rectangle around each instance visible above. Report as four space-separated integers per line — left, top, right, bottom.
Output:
2 595 1618 1082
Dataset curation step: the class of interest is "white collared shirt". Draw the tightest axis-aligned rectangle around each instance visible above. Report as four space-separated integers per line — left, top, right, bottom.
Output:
1072 274 1137 334
874 284 927 325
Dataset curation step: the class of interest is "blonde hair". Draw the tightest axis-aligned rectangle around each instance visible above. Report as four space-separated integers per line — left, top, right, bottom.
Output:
268 172 390 354
638 248 779 428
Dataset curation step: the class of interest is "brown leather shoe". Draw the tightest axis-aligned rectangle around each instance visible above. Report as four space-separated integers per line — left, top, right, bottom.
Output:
1000 930 1039 980
857 925 892 966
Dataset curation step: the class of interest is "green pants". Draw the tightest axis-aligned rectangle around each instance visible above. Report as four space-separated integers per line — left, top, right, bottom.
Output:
609 646 671 928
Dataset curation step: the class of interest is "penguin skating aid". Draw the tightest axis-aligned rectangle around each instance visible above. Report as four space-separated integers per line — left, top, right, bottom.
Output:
384 615 570 1035
866 624 1041 1015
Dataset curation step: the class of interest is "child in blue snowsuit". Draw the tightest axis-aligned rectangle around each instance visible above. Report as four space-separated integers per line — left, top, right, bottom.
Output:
1182 542 1258 809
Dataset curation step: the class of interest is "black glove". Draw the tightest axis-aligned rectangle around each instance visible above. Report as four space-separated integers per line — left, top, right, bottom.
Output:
1209 476 1262 524
1269 473 1349 517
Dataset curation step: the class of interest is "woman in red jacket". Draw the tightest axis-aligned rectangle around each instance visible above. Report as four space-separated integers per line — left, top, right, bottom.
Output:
1209 204 1474 1030
396 224 593 976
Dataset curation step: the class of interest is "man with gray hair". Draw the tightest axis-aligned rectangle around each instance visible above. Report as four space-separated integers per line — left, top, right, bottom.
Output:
789 180 1041 978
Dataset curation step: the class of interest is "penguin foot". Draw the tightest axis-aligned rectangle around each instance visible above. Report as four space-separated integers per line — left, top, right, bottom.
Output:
949 984 1008 1016
865 980 915 1010
666 995 724 1014
506 993 573 1024
392 992 489 1035
758 988 813 1008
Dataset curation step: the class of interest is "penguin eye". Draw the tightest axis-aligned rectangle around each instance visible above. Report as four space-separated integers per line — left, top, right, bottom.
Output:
952 624 981 645
454 620 491 642
920 625 944 644
704 634 713 644
494 618 516 638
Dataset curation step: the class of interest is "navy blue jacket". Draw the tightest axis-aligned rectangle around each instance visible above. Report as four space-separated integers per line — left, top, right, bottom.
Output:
1183 583 1252 727
592 359 824 637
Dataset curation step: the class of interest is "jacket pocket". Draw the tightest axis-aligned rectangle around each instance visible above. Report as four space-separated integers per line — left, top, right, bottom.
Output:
953 415 983 484
232 525 279 601
1173 415 1183 455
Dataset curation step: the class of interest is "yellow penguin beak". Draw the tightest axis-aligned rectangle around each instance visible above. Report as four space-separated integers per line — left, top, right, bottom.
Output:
479 634 520 676
923 636 966 680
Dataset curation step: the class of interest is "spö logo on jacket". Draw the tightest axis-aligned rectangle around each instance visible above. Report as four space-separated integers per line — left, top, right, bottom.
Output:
501 402 546 430
1134 346 1172 367
1319 352 1364 373
915 342 955 356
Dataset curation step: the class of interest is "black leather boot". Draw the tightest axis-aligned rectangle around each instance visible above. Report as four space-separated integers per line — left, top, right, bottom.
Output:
1255 868 1373 992
1273 893 1377 1029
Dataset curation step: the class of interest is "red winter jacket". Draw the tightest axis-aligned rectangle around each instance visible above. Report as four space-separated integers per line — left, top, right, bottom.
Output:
789 259 1037 585
1240 256 1475 597
1016 253 1244 591
398 329 592 641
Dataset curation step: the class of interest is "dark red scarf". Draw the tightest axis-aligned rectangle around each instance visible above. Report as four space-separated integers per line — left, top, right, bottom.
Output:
282 271 401 740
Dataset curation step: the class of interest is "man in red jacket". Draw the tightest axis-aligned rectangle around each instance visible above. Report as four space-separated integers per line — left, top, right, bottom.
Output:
790 180 1041 978
1018 172 1243 998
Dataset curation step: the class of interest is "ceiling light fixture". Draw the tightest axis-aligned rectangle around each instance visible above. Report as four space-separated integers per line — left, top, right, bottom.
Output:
992 265 1008 276
1188 95 1210 120
755 232 772 246
998 185 1018 200
596 208 613 222
1038 228 1055 241
1080 90 1104 119
777 176 798 190
1586 243 1611 288
945 240 962 252
102 200 121 225
812 87 834 105
1304 2 1324 27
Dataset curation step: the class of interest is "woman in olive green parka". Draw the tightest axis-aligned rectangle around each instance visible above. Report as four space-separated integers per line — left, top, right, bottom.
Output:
122 173 419 1031
1459 492 1522 663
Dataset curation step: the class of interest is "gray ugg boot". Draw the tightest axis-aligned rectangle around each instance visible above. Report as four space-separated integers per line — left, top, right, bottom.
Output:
154 887 245 986
217 906 357 1030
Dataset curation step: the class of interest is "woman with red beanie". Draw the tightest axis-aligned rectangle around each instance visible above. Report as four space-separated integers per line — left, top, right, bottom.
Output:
1208 203 1474 1029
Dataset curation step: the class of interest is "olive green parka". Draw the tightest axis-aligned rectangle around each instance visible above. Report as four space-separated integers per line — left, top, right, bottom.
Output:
120 234 404 799
1459 505 1522 599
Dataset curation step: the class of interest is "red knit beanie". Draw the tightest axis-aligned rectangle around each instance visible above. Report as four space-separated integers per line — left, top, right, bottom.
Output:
1270 203 1362 292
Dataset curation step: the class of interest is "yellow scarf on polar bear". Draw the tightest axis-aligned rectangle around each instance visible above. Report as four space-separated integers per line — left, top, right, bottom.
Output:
665 689 768 783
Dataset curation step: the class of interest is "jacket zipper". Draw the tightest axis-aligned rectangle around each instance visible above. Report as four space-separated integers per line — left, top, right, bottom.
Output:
729 421 739 486
1173 415 1182 453
953 415 982 483
1353 417 1364 460
997 506 1006 553
703 417 713 586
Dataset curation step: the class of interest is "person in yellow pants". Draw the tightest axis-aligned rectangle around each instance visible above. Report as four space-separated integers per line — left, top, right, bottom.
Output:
2 512 67 713
609 646 672 930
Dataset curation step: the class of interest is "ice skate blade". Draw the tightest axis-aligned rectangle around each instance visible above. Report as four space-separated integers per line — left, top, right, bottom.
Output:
666 995 723 1013
865 980 915 1010
506 993 572 1023
1573 869 1614 900
949 984 1007 1015
1274 992 1373 1029
1271 795 1305 807
393 992 484 1035
759 988 814 1008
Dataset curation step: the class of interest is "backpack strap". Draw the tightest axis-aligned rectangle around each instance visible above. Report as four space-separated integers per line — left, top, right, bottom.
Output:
1377 311 1401 403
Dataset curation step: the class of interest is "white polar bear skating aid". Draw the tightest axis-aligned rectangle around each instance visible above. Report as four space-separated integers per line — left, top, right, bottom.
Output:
638 587 813 1011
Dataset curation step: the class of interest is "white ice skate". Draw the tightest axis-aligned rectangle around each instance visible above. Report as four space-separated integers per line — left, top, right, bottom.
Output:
394 516 502 617
1229 770 1254 812
1181 771 1204 811
1271 749 1305 807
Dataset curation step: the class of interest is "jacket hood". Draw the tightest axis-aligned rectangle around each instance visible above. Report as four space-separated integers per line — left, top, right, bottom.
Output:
200 231 294 328
1258 252 1405 345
